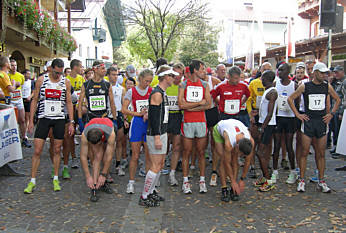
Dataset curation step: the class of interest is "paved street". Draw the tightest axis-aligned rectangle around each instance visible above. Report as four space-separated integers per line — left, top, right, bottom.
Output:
0 139 345 233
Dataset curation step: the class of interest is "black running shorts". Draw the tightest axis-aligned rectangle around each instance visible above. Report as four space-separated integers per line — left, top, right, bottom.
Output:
34 118 66 140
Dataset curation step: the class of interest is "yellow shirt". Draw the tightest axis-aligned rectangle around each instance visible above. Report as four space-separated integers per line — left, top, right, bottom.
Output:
104 76 109 82
0 71 12 97
246 78 265 113
150 75 159 87
66 74 85 91
9 72 24 90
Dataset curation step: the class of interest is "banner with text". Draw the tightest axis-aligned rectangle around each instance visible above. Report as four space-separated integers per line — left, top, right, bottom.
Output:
0 105 23 167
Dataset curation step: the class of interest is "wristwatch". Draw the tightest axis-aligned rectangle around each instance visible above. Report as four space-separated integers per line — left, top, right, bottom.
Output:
240 176 246 181
100 173 107 178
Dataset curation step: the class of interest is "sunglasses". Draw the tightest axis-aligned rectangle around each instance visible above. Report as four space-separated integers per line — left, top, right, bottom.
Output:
53 70 63 75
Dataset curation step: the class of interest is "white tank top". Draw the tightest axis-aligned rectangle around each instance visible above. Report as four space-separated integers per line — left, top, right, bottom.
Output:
275 80 295 117
22 79 32 99
108 83 124 118
259 87 277 125
217 119 250 147
207 76 215 108
299 79 309 112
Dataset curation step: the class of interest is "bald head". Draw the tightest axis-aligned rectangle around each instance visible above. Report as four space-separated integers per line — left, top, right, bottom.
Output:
260 62 272 73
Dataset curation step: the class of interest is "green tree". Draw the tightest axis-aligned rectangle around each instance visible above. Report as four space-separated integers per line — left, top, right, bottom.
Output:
178 19 220 67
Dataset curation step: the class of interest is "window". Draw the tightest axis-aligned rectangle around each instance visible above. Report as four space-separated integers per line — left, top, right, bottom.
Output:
79 44 82 57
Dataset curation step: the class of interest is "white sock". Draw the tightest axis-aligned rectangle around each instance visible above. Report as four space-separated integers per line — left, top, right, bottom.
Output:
129 180 135 184
142 170 157 199
53 176 58 181
200 176 205 182
183 176 189 182
170 170 175 175
151 171 161 194
30 178 36 185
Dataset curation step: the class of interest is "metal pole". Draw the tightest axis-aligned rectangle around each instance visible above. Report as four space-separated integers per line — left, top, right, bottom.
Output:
327 28 332 68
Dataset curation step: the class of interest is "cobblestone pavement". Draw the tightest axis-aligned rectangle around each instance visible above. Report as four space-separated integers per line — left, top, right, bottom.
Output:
0 139 345 233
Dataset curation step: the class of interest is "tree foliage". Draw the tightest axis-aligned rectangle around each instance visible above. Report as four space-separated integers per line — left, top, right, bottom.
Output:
122 0 208 61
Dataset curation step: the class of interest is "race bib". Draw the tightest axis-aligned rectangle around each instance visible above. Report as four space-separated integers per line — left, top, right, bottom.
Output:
167 96 179 111
224 99 240 114
89 95 106 111
255 95 262 109
136 99 149 112
163 106 169 123
186 86 203 102
44 100 62 116
10 90 22 100
308 94 325 111
278 95 290 112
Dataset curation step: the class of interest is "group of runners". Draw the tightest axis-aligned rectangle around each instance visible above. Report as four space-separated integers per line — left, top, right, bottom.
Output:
0 55 342 207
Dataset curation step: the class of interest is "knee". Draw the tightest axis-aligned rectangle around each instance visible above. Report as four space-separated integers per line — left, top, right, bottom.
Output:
53 146 61 155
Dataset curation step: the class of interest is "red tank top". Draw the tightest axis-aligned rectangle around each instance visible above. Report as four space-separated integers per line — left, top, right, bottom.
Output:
85 118 113 128
183 79 206 123
131 86 152 112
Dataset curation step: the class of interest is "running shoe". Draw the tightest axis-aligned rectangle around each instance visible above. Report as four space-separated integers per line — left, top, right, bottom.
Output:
138 196 159 207
199 180 207 193
90 189 99 202
138 168 146 177
100 182 113 194
182 181 192 194
221 188 230 202
209 173 217 186
22 138 32 148
150 190 165 201
120 159 129 169
318 180 331 193
254 177 266 187
71 157 80 169
126 182 135 194
286 170 297 184
229 188 239 201
24 182 35 194
118 167 125 176
168 172 178 186
269 172 279 184
53 180 61 192
281 159 289 170
297 179 305 192
309 169 319 183
62 167 71 179
259 181 275 192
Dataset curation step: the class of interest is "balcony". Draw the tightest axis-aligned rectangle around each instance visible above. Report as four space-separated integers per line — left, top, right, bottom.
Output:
92 28 107 43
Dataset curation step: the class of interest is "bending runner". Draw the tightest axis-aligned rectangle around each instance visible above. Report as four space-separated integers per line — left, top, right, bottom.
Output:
122 69 153 194
178 59 211 194
288 62 340 193
213 119 254 202
139 65 176 207
80 118 116 202
24 58 74 193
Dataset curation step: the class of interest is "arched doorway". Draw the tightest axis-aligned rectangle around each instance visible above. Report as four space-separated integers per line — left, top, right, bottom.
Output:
10 50 25 73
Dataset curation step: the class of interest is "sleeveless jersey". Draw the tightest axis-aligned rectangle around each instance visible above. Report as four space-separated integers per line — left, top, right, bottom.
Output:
217 119 250 147
166 84 180 112
84 79 110 118
147 85 169 136
275 80 295 117
131 86 152 113
259 87 277 125
37 74 66 120
304 81 328 118
84 118 113 142
182 78 207 123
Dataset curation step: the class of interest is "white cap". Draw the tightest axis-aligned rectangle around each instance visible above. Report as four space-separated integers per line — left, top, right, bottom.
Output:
313 62 329 73
158 69 179 77
44 60 53 71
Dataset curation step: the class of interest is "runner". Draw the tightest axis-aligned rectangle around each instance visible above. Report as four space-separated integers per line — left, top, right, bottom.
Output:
271 63 298 185
21 69 35 142
107 67 126 176
166 63 184 186
201 70 221 186
0 56 20 103
8 59 31 148
213 119 254 202
139 65 176 207
254 70 278 192
122 69 153 194
80 118 116 202
178 59 211 194
211 66 250 123
287 62 340 193
24 58 74 193
215 64 226 81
